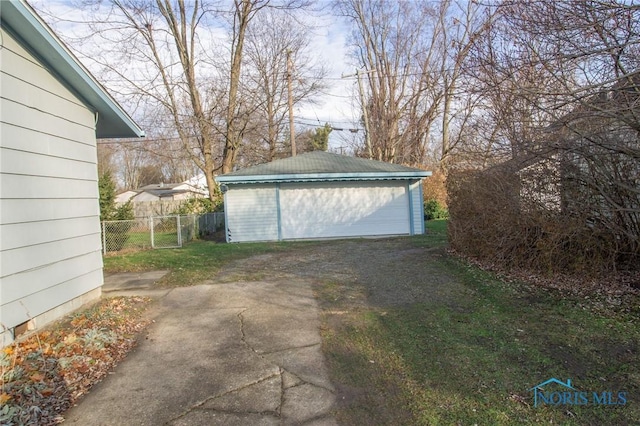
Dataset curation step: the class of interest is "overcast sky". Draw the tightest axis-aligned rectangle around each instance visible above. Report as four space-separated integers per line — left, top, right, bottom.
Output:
29 0 361 150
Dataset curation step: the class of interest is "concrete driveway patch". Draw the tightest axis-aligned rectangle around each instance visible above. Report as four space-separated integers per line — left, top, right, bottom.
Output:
102 270 170 292
63 279 337 425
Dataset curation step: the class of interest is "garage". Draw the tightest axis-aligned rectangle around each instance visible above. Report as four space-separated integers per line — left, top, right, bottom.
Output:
216 151 431 243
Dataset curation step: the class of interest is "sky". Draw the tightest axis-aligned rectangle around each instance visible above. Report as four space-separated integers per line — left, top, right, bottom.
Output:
28 0 361 151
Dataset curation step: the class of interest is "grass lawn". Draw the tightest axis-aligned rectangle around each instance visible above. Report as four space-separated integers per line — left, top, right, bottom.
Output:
106 230 184 252
103 239 293 286
103 221 640 424
321 221 639 425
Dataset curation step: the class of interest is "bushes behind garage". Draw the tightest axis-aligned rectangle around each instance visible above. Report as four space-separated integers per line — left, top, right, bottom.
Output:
446 161 637 276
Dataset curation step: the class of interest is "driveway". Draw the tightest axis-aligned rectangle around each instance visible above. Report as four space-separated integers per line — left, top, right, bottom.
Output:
65 236 449 425
63 277 336 425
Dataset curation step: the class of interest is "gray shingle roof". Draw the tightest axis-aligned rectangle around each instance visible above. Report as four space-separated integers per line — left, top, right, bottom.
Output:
216 151 430 183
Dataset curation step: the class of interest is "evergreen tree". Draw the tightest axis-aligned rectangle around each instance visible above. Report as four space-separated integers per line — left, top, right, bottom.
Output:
99 171 117 221
311 123 332 151
99 171 134 221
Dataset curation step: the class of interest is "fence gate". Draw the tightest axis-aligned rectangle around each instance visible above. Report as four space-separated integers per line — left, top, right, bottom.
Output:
150 215 181 249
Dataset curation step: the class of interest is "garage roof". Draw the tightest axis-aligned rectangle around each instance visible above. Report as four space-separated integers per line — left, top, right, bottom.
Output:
216 151 431 184
1 0 145 139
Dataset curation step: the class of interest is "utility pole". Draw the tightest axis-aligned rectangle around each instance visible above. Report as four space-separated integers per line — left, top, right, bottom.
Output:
343 69 375 159
287 50 296 156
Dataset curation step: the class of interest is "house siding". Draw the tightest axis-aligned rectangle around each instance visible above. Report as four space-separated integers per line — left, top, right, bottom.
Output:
224 184 279 242
0 28 103 344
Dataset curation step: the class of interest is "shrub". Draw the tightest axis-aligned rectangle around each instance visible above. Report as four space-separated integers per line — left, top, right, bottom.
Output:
424 199 449 220
99 171 117 221
446 164 624 275
103 221 133 251
113 201 134 221
170 197 223 215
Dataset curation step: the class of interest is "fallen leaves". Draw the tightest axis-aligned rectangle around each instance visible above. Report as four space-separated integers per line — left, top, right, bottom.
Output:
0 296 151 425
29 373 45 382
448 248 640 318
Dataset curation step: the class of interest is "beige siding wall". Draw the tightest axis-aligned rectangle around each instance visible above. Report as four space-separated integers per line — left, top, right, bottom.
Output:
1 28 102 343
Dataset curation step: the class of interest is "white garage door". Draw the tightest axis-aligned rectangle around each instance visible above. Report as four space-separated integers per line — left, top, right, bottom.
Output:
279 181 410 240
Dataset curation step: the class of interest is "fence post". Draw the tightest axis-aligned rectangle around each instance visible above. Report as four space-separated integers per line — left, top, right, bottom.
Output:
102 221 107 253
177 215 182 247
150 216 155 248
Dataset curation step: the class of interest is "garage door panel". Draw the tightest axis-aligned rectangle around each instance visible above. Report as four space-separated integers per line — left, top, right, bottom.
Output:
280 181 409 239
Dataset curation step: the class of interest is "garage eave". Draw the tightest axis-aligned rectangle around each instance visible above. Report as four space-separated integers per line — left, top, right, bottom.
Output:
216 171 432 184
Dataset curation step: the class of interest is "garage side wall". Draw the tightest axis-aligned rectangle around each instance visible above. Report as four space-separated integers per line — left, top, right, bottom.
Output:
1 29 103 346
224 183 278 242
409 180 425 235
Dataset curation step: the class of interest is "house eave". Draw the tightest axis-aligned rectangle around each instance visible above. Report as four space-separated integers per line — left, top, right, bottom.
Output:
0 0 145 139
215 171 432 184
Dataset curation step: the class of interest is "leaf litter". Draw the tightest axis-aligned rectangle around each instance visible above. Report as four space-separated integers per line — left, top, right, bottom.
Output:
1 296 151 425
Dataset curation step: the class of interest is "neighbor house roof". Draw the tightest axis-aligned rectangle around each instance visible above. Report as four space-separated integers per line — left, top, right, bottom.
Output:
138 183 184 191
139 189 191 199
0 0 144 139
115 190 138 203
216 151 432 184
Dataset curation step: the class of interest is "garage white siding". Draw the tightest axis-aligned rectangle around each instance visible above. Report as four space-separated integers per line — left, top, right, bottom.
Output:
217 151 431 242
224 184 279 242
409 180 425 235
279 181 410 240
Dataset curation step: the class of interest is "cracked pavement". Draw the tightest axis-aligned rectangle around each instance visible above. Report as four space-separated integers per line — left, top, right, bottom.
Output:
63 279 337 425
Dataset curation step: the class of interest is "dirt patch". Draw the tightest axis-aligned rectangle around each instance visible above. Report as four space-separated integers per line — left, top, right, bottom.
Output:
213 238 472 310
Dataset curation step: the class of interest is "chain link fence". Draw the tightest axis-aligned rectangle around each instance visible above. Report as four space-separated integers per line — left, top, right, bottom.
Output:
198 212 225 237
101 213 225 253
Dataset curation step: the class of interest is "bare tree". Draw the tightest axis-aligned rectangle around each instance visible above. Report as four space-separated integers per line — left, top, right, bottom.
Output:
335 0 441 164
37 0 315 200
335 0 493 167
437 0 495 169
96 143 118 177
453 0 640 271
51 0 227 201
221 0 315 170
470 0 640 152
243 8 327 162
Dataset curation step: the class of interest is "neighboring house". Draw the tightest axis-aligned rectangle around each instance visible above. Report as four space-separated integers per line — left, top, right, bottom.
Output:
182 173 208 194
114 176 209 218
516 73 640 217
1 1 144 346
130 181 207 202
115 190 138 204
216 151 431 242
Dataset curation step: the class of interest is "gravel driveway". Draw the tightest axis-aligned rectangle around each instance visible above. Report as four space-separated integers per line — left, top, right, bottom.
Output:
213 237 472 310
